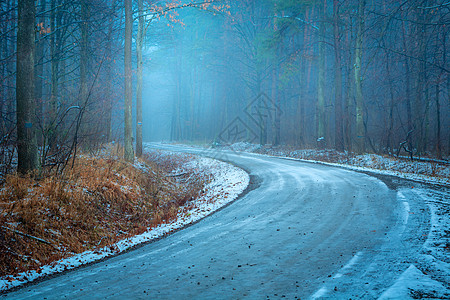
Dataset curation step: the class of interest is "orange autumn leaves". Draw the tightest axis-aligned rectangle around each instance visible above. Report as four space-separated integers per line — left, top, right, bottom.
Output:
149 0 231 27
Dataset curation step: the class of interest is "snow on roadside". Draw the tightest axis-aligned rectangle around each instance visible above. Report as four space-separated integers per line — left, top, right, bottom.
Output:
221 142 449 186
378 187 450 299
165 142 449 298
378 264 449 299
0 152 249 292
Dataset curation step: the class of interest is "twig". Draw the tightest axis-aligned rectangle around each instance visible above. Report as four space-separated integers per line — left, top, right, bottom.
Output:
2 226 54 247
167 172 188 177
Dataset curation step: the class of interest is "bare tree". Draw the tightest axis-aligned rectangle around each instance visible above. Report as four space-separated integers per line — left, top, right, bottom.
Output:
16 0 39 173
354 0 365 153
136 0 144 157
317 1 327 148
124 0 134 162
333 0 344 151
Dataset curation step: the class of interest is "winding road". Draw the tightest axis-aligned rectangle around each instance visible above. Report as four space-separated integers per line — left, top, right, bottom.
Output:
3 144 445 299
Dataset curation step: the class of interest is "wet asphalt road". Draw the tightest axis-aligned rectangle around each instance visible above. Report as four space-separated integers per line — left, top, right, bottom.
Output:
4 144 432 299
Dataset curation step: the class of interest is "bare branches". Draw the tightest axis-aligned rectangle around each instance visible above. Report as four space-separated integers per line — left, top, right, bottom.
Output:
1 226 54 247
417 1 450 10
377 45 450 74
263 15 319 30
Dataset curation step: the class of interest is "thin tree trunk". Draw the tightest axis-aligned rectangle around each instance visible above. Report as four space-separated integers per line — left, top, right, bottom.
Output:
1 1 7 134
135 0 144 157
354 0 365 154
435 84 441 159
401 21 413 147
414 7 426 154
344 17 353 153
35 0 46 146
170 44 183 142
272 14 280 146
385 50 395 153
381 22 395 153
442 25 447 158
79 0 90 146
124 0 133 161
105 19 113 143
297 60 305 146
272 67 280 146
317 1 326 148
333 0 344 151
49 0 58 150
189 65 195 140
6 0 16 132
80 0 89 106
297 25 307 146
16 0 39 173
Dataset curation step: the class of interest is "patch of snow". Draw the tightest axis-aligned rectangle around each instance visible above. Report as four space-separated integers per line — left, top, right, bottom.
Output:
311 252 364 299
0 152 249 292
414 188 450 286
209 142 449 186
376 187 450 299
250 151 449 186
378 264 449 299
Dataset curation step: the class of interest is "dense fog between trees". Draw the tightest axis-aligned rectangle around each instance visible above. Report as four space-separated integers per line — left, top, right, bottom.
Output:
1 0 449 173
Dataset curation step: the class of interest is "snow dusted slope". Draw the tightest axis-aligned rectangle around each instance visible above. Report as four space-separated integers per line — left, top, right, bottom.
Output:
227 142 449 186
379 187 450 299
0 153 249 292
379 265 448 299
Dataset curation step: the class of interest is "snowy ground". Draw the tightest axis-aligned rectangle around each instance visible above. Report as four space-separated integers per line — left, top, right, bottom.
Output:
221 142 449 186
166 142 450 298
379 186 450 299
0 149 249 292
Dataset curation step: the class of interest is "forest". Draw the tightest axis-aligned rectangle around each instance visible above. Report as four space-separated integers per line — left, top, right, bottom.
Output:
1 1 450 294
0 0 449 175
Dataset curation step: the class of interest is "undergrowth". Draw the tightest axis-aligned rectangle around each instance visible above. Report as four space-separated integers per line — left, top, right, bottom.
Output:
0 146 205 278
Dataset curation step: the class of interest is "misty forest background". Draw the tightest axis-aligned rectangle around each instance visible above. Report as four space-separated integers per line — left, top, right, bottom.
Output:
1 0 449 176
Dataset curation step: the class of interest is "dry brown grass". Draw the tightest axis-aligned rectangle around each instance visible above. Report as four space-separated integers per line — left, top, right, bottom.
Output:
0 148 205 278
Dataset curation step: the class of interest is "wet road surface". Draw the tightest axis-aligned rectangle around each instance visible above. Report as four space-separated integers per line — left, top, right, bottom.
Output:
4 144 434 299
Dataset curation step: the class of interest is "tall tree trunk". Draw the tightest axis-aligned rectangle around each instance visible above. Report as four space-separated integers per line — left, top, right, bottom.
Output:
189 65 196 140
105 17 113 143
385 48 395 153
6 0 16 132
1 1 7 134
354 0 365 154
124 0 134 162
50 0 57 115
440 25 447 158
344 16 353 152
272 67 280 146
414 7 426 154
256 70 266 145
17 0 39 173
333 0 344 151
272 15 280 146
401 21 413 147
317 1 326 148
135 0 144 157
297 60 305 146
170 45 183 141
79 0 90 146
80 0 89 106
297 19 309 146
49 0 59 150
35 0 46 146
435 84 441 159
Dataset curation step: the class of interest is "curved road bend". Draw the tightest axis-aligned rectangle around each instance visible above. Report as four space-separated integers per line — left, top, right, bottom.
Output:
4 145 433 299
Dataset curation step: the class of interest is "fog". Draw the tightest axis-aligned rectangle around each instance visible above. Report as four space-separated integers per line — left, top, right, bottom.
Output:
2 0 449 173
138 1 449 158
